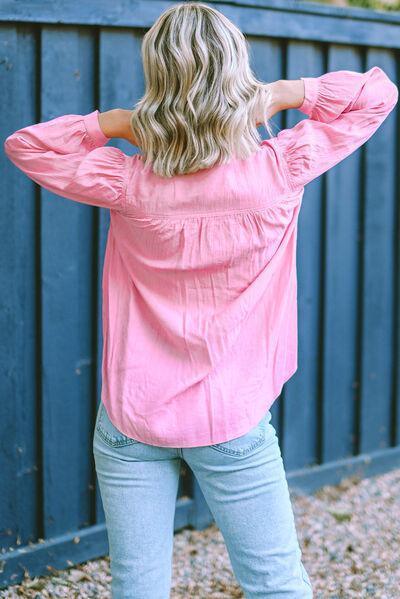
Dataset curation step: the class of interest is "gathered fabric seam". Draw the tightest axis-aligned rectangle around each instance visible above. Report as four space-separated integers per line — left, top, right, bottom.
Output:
121 190 301 221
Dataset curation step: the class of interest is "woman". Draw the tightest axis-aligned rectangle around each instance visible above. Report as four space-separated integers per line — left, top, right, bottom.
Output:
4 2 398 598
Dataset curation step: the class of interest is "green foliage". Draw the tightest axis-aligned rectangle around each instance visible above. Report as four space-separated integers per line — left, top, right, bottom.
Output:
347 0 400 10
311 0 400 11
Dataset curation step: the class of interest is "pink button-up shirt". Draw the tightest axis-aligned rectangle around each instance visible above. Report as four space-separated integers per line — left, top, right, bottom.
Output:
4 66 398 447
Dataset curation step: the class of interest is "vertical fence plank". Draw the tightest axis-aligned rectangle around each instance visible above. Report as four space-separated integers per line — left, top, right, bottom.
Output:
322 44 363 463
396 65 400 448
360 49 398 453
283 40 325 470
41 26 97 537
0 24 41 552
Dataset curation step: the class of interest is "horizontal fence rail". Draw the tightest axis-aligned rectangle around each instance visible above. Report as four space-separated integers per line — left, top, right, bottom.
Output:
0 0 399 589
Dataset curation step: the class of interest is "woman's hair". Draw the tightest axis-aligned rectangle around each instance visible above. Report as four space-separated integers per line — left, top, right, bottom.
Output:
129 1 274 178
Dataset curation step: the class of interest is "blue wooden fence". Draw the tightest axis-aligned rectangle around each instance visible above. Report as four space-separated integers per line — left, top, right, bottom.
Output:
1 0 399 588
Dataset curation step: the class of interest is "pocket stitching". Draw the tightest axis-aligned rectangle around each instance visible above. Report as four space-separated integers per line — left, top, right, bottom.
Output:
210 429 266 456
95 424 139 447
96 404 139 447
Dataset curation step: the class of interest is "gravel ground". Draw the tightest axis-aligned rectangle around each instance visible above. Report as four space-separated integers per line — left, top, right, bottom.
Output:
1 468 399 598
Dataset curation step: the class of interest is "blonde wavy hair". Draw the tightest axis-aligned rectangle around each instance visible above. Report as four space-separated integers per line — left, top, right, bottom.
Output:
129 1 274 178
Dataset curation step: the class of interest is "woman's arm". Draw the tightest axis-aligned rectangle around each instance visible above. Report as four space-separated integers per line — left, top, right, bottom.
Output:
255 80 304 125
98 109 138 147
4 110 131 210
265 66 398 191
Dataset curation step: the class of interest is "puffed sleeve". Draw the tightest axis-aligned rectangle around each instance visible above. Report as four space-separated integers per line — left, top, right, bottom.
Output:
3 110 130 211
268 66 398 192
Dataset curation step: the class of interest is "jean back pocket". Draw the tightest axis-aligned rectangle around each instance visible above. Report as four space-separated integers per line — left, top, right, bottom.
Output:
95 402 139 448
210 411 272 456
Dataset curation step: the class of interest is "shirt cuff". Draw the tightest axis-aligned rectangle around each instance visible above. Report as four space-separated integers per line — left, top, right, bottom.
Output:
83 109 111 147
298 77 320 117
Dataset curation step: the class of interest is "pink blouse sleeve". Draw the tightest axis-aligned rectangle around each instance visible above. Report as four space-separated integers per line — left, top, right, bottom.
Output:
269 66 399 192
3 109 130 211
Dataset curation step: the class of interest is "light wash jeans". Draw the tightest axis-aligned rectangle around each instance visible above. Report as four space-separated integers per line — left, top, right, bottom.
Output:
93 400 313 598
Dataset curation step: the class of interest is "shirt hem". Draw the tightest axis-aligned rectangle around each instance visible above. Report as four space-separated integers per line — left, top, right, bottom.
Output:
100 364 298 448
